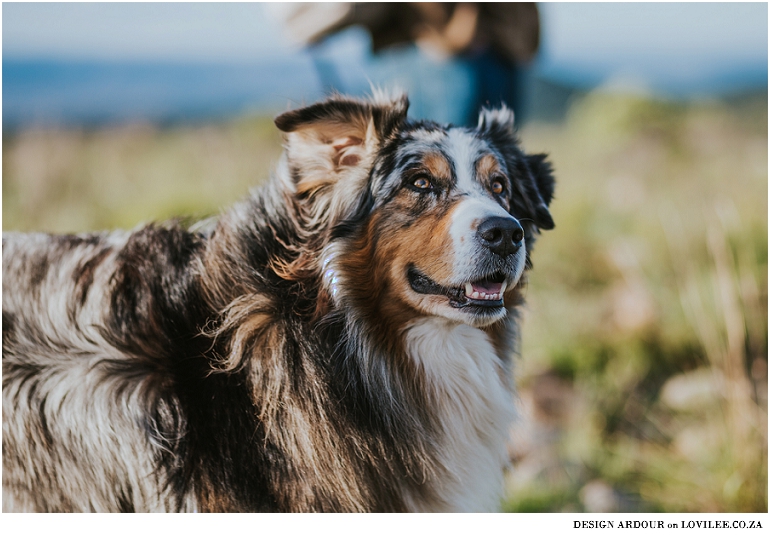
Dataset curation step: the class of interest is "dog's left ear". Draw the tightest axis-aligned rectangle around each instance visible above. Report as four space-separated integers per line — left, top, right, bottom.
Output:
477 105 555 231
275 93 408 203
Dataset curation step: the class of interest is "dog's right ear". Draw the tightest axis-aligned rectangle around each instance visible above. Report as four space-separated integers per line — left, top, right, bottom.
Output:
477 104 555 232
274 93 408 204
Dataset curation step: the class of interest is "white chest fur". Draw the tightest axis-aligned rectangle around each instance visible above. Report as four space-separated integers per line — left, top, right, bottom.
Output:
403 317 515 512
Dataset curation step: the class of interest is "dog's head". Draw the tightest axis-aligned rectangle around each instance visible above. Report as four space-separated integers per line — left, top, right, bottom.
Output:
275 93 554 328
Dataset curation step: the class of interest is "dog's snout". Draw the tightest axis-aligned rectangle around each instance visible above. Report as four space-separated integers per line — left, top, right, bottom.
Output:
477 216 524 257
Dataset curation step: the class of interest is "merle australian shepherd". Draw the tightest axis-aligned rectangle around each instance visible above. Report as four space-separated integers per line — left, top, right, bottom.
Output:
2 92 554 512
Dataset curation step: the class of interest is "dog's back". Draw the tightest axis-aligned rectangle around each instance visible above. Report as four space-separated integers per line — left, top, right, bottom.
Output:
3 229 204 512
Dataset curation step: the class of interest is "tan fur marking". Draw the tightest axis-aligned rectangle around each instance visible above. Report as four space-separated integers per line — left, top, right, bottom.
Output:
422 152 452 180
475 153 503 180
337 215 421 340
475 154 511 210
335 195 460 328
378 200 459 286
333 197 464 336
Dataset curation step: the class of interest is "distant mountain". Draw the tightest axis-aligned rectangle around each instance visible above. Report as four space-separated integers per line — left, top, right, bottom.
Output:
2 57 324 129
3 52 767 130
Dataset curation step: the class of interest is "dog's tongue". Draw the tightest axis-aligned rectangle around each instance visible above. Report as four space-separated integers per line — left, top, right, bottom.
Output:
463 279 507 300
472 280 503 294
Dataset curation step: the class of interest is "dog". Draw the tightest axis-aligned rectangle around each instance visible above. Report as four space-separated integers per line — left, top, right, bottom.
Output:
2 92 554 512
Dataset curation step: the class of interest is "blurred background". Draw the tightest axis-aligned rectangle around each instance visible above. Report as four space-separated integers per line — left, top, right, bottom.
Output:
3 2 767 512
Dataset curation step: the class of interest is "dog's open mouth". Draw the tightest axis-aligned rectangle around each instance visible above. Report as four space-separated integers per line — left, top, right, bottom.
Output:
407 266 508 310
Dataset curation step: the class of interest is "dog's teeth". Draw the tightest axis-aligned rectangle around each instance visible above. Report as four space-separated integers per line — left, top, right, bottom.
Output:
501 280 508 294
466 287 506 301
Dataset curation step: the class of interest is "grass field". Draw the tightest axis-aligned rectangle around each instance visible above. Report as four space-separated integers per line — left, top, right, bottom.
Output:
3 91 767 512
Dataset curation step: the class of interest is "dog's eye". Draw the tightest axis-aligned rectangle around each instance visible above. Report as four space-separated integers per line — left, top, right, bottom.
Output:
412 175 433 190
491 178 506 195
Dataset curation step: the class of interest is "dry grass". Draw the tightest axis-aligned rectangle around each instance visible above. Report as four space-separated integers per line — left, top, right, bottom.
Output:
508 92 767 512
3 91 767 512
3 117 282 232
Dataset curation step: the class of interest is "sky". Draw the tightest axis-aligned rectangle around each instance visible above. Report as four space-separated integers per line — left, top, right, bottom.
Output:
541 2 766 63
4 2 767 67
2 2 767 127
2 3 291 62
537 2 767 93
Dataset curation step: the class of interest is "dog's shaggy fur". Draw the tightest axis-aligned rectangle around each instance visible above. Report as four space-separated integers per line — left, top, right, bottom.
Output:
2 93 554 512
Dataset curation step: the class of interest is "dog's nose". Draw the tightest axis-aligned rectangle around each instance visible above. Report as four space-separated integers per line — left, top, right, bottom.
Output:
477 216 524 257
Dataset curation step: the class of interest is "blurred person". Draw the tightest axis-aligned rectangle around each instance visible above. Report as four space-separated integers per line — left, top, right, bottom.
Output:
281 3 540 125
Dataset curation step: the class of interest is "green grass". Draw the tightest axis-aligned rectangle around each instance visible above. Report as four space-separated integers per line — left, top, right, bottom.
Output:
3 92 767 512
